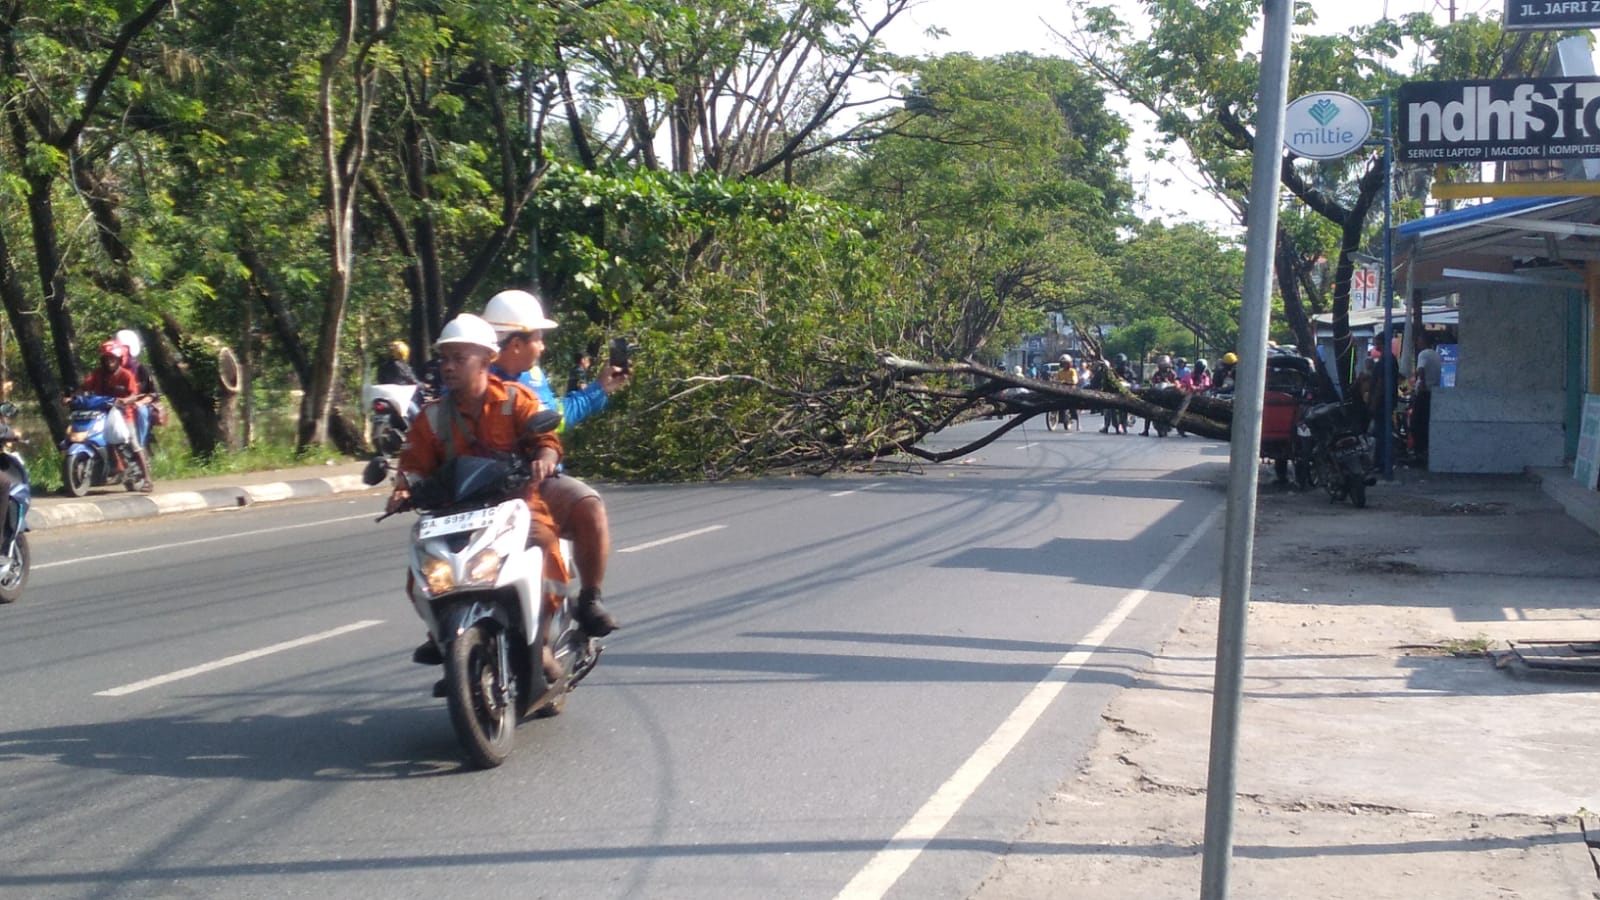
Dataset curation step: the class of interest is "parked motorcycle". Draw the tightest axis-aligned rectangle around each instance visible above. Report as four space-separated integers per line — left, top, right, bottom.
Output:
0 401 31 604
362 382 422 459
1302 398 1377 508
60 395 152 497
368 411 601 769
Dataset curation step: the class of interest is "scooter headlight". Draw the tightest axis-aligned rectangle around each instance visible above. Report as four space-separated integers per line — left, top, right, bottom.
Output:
420 557 454 595
464 548 505 586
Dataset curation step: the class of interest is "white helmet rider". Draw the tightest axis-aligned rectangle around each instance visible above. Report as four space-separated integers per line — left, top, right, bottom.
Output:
433 313 500 356
115 328 143 360
1156 354 1173 368
482 288 558 338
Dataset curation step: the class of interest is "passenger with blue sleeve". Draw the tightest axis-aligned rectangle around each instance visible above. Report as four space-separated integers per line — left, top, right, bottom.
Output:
482 289 630 637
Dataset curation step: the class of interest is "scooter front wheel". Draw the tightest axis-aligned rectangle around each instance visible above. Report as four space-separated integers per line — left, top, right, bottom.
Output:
0 534 27 603
62 455 92 498
444 625 515 769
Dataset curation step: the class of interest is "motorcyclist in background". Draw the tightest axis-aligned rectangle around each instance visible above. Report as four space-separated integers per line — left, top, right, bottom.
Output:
1097 354 1134 434
1212 352 1238 395
77 339 153 492
480 288 629 638
114 329 161 451
1143 355 1179 436
1052 353 1079 431
377 340 419 386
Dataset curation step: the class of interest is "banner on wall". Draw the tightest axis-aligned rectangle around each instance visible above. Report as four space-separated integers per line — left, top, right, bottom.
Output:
1575 395 1600 490
1437 343 1458 388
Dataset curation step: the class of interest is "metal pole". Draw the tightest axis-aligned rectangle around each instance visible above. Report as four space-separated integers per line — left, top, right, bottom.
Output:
1381 98 1395 480
1199 1 1293 897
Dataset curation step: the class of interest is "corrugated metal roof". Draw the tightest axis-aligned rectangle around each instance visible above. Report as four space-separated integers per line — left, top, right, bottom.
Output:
1394 196 1577 238
1393 195 1600 270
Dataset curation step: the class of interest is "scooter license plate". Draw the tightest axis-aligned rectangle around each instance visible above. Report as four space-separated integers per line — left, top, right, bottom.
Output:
418 507 495 538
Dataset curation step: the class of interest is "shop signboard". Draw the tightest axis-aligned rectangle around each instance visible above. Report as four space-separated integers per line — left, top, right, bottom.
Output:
1399 76 1600 163
1283 92 1372 160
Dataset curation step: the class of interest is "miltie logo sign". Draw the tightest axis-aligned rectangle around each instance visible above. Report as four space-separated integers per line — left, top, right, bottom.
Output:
1283 92 1372 161
1399 77 1600 163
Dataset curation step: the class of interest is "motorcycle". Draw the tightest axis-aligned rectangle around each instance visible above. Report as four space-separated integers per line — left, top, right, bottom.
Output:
60 395 152 497
368 411 600 769
1302 398 1377 508
362 382 422 459
0 401 31 604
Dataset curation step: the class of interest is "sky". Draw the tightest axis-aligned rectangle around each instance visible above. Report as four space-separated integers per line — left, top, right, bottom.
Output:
876 0 1468 226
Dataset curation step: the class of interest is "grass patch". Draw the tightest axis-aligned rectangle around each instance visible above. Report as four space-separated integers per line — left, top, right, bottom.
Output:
25 439 350 494
1440 635 1494 656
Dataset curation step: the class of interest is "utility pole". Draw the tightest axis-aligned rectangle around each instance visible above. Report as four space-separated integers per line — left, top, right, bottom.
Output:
1199 0 1293 896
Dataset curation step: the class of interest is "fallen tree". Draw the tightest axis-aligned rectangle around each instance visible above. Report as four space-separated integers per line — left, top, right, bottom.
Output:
571 352 1245 480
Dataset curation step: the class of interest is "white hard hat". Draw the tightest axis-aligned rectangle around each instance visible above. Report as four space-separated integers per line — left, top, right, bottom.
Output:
434 314 500 355
115 329 142 359
482 289 558 336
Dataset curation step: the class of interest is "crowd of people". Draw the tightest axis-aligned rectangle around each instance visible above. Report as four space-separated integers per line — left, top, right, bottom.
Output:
1010 340 1433 466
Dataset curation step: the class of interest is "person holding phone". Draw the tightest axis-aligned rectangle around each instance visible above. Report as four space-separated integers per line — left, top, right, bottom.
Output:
477 288 631 638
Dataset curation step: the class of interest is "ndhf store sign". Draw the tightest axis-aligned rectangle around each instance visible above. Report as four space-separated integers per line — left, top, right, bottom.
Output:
1399 77 1600 163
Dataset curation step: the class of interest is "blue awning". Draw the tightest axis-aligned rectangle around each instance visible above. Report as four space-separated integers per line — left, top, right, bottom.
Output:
1394 196 1577 239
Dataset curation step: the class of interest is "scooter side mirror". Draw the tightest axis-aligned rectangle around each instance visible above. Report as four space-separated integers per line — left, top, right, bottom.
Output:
524 408 563 435
362 455 390 486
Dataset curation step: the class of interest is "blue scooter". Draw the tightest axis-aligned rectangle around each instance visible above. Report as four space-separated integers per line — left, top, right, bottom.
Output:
0 401 31 604
61 395 151 497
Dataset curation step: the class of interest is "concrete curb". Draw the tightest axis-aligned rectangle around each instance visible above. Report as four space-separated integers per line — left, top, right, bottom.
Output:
28 474 379 531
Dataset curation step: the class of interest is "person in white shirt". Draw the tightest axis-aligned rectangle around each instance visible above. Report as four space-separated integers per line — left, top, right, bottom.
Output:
1413 335 1443 467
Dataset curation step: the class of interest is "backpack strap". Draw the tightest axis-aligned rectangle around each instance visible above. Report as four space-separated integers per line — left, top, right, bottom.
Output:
421 393 483 464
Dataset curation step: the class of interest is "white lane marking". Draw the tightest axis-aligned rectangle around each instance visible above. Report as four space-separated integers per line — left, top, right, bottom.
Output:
35 511 379 571
617 524 726 554
95 620 385 697
829 483 886 497
1014 442 1041 450
833 507 1223 900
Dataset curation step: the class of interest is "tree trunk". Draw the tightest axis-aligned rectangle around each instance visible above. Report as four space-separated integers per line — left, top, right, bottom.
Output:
144 318 228 456
17 162 77 387
299 0 388 450
0 222 67 440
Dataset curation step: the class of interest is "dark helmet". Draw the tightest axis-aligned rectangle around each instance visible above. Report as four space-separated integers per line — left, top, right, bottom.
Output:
1114 353 1128 365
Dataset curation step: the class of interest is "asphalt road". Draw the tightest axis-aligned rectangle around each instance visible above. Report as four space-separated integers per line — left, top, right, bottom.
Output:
0 419 1229 900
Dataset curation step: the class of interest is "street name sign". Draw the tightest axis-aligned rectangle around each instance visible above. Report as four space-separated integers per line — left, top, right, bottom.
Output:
1505 0 1600 31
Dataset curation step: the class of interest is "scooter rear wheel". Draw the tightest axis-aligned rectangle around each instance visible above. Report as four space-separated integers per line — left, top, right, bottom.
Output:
444 625 515 769
1347 474 1367 509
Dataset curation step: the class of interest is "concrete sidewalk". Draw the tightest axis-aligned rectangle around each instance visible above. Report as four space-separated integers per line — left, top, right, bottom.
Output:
974 469 1600 899
28 460 381 530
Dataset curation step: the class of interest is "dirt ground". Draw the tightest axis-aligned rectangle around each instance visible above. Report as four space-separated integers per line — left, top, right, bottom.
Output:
971 472 1600 899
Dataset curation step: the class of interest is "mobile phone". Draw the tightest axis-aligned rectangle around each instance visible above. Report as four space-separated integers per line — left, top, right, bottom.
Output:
608 337 633 372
